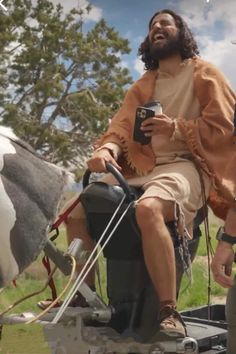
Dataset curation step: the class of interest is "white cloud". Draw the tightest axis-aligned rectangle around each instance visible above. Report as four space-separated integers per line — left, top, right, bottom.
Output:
177 0 236 89
120 60 129 69
200 37 236 89
134 57 145 76
178 0 236 29
133 0 236 88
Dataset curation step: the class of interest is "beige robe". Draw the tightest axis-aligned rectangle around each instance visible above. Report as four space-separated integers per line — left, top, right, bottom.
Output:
97 57 236 220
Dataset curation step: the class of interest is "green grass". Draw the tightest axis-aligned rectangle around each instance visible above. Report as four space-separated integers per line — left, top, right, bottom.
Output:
178 261 226 310
197 223 221 256
0 325 49 354
0 224 228 353
177 222 227 310
0 279 51 353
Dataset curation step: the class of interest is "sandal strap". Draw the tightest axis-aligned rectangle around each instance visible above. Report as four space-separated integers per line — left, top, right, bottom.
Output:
160 305 187 335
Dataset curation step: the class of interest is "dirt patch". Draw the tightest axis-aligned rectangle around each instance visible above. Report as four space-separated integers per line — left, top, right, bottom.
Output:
211 295 226 304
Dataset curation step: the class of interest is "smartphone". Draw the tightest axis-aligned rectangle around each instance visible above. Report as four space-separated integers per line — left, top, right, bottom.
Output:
133 106 156 145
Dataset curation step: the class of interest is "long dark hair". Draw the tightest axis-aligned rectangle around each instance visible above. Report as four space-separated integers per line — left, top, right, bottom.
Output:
138 9 200 70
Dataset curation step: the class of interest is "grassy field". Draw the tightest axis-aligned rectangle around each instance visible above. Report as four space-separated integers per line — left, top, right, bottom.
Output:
0 222 227 354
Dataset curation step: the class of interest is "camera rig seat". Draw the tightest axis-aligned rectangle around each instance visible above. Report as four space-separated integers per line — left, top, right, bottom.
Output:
79 163 204 342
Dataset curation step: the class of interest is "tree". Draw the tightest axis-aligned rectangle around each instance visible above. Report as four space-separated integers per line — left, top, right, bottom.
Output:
0 0 132 173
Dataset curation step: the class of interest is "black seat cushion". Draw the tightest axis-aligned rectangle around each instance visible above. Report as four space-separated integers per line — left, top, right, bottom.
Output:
80 182 202 260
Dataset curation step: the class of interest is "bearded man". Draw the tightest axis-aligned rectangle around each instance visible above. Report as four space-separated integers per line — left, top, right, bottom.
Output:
44 9 236 339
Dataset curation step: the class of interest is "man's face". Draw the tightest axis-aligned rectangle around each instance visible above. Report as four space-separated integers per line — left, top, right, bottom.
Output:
148 13 180 60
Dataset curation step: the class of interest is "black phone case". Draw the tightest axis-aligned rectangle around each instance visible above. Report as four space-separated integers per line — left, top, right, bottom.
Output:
133 107 155 145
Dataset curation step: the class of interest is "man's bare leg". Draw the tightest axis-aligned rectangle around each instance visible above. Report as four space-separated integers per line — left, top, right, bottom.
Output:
136 197 186 337
65 202 95 287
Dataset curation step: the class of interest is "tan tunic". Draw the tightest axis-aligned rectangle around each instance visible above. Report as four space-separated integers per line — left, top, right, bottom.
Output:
152 58 200 163
101 60 210 237
97 58 236 223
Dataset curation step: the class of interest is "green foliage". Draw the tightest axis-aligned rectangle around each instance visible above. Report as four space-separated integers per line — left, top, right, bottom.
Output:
0 0 132 170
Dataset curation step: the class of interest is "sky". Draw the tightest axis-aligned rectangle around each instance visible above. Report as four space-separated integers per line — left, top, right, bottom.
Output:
47 0 236 90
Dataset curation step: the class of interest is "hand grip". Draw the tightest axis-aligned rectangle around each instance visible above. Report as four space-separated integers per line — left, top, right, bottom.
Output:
82 162 135 201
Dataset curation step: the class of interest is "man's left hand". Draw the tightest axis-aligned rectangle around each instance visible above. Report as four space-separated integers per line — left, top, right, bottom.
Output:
140 114 175 138
211 242 235 288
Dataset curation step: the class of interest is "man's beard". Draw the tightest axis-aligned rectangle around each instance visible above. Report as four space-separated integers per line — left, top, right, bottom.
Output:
149 35 181 61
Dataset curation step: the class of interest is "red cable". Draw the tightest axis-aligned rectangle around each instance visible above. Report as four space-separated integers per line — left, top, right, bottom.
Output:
42 255 58 301
50 196 81 231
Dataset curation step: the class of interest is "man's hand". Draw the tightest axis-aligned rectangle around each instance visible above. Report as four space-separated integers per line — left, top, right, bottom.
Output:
211 241 235 288
87 148 121 173
140 114 175 138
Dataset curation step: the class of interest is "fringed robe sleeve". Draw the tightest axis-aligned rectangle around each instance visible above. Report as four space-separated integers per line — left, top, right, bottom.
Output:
96 58 236 218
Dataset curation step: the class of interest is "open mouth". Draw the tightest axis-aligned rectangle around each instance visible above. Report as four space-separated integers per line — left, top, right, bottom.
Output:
153 33 166 43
